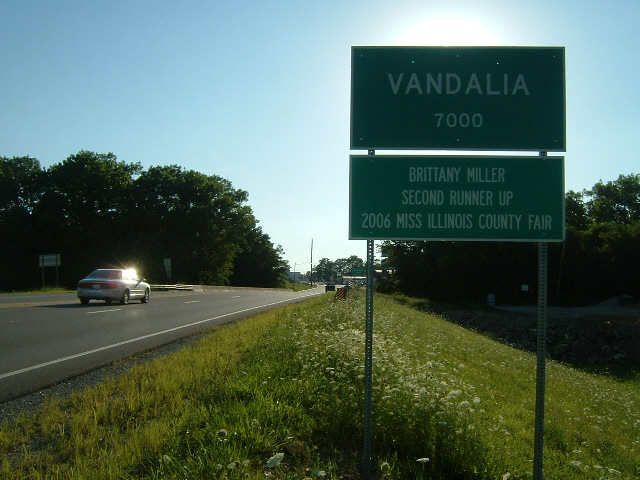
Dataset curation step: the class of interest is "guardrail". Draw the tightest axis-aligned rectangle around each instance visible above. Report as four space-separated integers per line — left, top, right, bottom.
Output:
150 284 194 291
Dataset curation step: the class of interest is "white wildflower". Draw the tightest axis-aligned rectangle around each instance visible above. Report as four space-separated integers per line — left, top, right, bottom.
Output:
266 452 284 468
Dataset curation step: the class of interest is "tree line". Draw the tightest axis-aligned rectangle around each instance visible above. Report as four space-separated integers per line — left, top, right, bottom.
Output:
379 173 640 306
0 151 289 291
312 256 366 282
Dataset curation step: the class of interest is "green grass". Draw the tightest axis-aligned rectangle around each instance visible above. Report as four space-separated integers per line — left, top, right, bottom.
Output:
286 282 314 292
0 287 75 295
1 291 638 479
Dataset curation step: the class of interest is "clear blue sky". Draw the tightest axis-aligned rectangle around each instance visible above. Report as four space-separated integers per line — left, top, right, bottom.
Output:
2 1 639 271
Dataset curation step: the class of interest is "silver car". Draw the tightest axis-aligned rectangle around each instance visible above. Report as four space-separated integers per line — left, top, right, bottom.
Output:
77 269 150 305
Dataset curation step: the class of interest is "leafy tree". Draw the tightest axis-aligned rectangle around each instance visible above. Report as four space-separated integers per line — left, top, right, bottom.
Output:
0 156 44 213
231 226 289 287
558 221 640 304
41 151 142 282
313 258 334 282
385 240 536 303
334 255 365 276
585 173 640 224
132 165 251 285
46 151 141 222
565 189 589 230
0 156 47 290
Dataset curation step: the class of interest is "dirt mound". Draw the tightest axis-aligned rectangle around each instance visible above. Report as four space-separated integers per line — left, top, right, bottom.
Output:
432 304 640 368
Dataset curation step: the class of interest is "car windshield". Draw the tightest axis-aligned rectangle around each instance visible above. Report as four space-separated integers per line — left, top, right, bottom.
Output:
87 270 122 280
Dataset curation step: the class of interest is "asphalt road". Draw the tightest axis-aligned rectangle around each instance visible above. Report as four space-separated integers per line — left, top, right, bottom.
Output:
0 286 324 402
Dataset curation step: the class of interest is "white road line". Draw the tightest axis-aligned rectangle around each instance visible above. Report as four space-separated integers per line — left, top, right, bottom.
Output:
184 301 200 304
0 291 321 380
86 308 121 314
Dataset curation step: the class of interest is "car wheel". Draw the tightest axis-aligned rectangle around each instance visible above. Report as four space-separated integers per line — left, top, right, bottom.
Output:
120 290 130 305
141 288 150 303
80 298 89 305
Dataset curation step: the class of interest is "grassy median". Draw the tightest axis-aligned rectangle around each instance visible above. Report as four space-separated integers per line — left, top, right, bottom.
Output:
1 290 638 479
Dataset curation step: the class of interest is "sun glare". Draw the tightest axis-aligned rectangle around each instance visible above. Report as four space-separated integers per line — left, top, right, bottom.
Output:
395 17 500 46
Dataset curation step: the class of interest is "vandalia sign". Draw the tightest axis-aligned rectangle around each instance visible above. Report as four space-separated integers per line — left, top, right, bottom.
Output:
351 46 565 151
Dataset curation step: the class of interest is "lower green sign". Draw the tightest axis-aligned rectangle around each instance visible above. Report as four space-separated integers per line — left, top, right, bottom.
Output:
349 155 565 241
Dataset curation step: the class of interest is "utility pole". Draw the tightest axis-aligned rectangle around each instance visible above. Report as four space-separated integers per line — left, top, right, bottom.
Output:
310 238 313 286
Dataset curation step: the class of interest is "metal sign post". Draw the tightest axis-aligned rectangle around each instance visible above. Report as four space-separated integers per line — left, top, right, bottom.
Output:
533 151 550 479
533 241 548 479
39 254 61 289
362 237 375 480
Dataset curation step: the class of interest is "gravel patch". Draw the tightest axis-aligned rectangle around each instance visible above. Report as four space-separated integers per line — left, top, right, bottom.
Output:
430 303 640 368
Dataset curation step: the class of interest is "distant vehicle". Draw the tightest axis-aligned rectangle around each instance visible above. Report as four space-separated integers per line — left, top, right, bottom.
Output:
325 283 336 292
77 269 150 305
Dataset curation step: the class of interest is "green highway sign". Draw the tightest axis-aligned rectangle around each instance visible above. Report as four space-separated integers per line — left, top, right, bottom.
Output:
352 267 366 276
351 46 565 151
349 155 565 241
39 254 61 267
